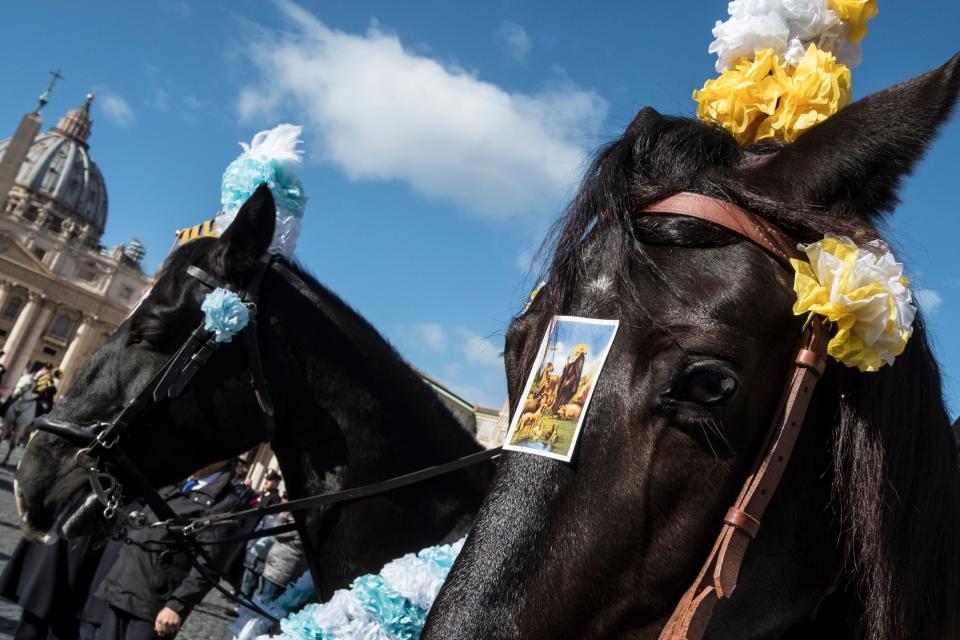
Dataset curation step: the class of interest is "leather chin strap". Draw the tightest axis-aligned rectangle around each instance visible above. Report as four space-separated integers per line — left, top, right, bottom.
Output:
640 193 831 640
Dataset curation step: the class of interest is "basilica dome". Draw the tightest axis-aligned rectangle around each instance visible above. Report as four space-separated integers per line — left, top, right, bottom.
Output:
0 94 107 236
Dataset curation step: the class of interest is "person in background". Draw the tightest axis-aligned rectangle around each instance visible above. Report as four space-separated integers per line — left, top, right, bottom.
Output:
258 502 307 603
94 459 246 639
33 367 62 416
0 368 37 417
237 470 285 600
248 469 282 507
0 421 105 639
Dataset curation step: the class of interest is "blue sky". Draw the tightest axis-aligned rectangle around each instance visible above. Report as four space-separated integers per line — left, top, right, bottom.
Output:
2 1 958 415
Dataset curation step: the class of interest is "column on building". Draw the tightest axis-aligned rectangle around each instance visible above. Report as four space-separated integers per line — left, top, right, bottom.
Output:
0 280 12 322
59 314 100 393
5 293 54 380
0 291 44 377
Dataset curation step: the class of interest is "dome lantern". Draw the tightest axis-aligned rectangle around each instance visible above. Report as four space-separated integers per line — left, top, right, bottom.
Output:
54 92 94 144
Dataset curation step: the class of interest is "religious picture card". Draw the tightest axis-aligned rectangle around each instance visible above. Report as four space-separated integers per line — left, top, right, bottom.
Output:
503 316 619 462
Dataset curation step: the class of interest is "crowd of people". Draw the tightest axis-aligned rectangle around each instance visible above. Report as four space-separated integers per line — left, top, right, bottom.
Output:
0 402 307 640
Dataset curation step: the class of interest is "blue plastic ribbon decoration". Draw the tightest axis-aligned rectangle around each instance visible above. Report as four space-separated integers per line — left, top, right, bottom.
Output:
230 538 465 640
217 124 308 258
201 288 249 343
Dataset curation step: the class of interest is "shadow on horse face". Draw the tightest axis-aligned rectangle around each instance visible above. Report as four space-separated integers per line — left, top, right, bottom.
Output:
425 53 960 639
16 186 281 541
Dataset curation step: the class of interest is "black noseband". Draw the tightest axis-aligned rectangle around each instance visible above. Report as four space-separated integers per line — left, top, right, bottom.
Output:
30 416 99 447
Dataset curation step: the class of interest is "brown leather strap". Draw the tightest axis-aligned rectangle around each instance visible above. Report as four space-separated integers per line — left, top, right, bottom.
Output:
637 193 830 640
657 319 829 640
643 192 801 263
723 508 761 539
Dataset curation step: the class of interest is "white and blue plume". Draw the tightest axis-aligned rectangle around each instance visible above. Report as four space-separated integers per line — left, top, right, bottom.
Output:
217 124 308 258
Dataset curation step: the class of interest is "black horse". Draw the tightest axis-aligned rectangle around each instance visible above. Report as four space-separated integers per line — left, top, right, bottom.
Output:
425 54 960 639
15 185 491 598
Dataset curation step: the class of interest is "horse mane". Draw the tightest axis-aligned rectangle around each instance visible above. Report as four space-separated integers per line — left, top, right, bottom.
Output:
156 238 482 461
270 257 484 456
523 112 960 639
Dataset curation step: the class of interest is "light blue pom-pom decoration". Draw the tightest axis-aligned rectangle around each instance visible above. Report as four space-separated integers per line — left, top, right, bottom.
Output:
201 288 249 343
221 156 307 221
232 538 465 640
217 124 308 258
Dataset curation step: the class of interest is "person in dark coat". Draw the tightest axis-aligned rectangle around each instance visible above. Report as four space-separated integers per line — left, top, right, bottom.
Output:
551 344 587 413
94 459 246 639
0 534 104 639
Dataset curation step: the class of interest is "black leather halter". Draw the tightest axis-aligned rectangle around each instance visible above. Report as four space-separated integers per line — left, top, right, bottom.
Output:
33 254 277 525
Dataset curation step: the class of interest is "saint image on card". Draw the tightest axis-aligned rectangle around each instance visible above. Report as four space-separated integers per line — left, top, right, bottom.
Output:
503 316 619 462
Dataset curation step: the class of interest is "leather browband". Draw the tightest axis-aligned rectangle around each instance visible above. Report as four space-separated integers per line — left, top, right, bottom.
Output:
639 192 831 640
642 192 802 263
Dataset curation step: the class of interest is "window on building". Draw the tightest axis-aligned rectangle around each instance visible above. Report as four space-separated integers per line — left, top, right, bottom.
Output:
49 313 73 339
22 207 38 222
32 246 47 262
3 296 23 320
45 216 63 234
77 264 97 282
42 346 58 357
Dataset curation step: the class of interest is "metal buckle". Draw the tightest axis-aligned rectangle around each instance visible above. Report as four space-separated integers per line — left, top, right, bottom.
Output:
74 444 123 519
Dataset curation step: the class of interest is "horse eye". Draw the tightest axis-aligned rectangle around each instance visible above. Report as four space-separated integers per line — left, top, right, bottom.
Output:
675 365 739 407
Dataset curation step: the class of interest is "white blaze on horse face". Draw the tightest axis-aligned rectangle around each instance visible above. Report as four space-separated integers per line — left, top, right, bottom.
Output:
586 274 613 304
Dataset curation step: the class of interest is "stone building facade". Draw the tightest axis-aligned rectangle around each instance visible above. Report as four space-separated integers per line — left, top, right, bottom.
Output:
0 94 151 392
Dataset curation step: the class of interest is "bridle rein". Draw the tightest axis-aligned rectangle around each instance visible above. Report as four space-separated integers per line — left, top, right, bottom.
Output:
34 255 278 527
642 192 831 640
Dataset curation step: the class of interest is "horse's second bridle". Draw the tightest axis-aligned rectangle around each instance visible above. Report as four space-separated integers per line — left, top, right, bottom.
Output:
637 192 831 640
33 254 278 525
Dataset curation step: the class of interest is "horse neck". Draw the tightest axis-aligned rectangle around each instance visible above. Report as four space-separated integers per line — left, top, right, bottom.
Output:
267 263 484 477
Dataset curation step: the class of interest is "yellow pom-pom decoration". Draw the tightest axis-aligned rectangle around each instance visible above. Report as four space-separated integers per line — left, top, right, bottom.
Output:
790 235 916 372
693 49 789 145
694 45 851 145
827 0 878 42
758 44 852 142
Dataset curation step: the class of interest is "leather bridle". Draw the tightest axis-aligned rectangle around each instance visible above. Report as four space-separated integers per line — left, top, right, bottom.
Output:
33 254 278 527
641 192 831 640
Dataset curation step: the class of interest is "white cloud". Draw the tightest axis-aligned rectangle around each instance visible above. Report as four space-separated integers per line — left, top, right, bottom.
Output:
184 95 207 110
99 92 135 128
414 322 447 352
516 250 533 271
144 64 171 112
916 289 943 313
238 1 607 220
459 329 503 368
495 21 531 62
158 0 190 18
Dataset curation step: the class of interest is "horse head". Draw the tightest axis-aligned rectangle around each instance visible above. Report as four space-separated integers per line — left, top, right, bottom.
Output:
16 184 285 541
426 54 960 639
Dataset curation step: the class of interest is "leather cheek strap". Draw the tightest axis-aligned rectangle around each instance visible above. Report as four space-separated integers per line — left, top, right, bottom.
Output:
637 192 831 639
658 319 829 640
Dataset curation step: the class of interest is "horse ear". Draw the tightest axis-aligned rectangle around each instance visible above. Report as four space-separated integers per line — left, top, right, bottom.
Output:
216 183 276 276
742 52 960 217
